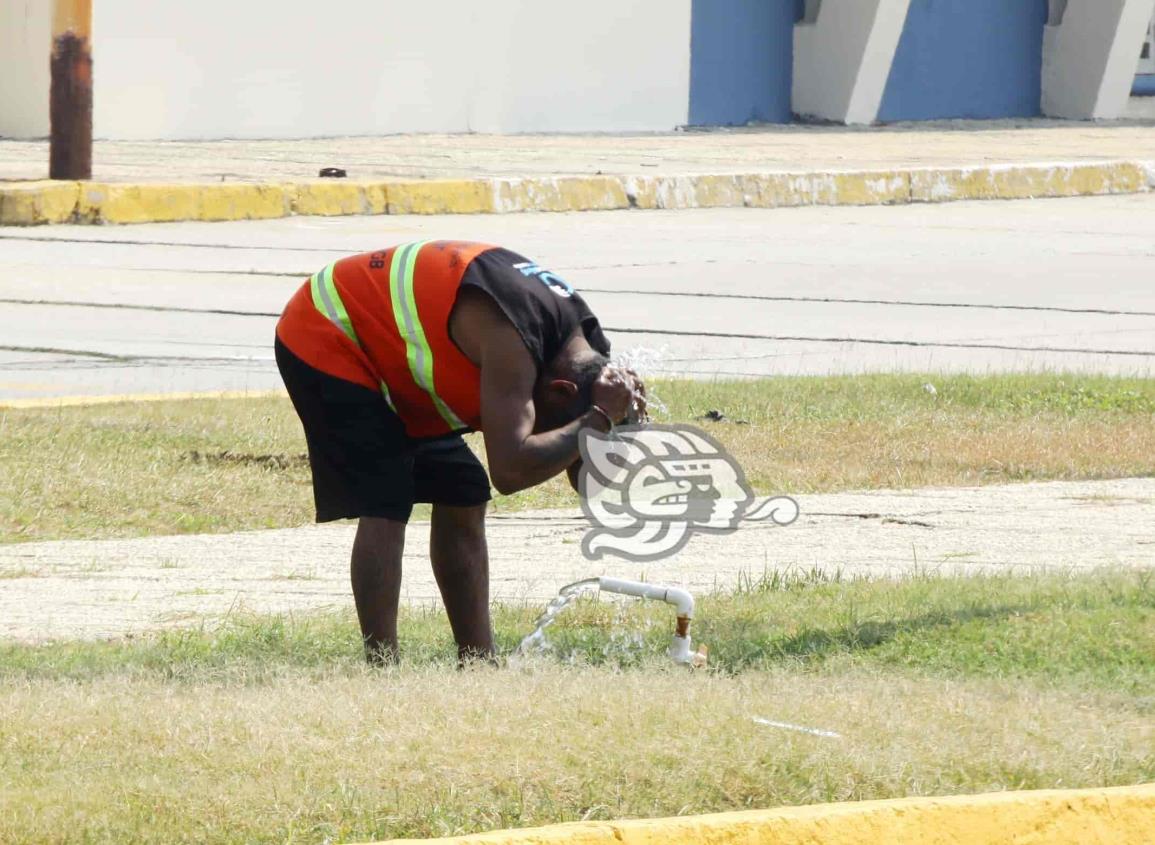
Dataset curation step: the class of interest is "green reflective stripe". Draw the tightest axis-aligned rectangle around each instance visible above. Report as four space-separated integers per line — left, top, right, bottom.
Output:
388 241 467 431
310 263 359 346
310 263 398 412
380 382 397 413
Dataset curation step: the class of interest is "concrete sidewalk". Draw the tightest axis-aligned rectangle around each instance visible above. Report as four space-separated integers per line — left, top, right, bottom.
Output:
2 477 1152 642
5 120 1155 182
2 120 1154 225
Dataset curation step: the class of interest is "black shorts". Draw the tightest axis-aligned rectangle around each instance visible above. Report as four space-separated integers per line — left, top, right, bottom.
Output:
275 337 491 523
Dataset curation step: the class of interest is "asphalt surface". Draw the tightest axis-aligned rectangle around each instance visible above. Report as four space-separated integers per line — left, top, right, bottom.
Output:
3 194 1155 400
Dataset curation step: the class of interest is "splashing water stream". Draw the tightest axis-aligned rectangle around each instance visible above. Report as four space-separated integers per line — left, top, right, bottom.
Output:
513 578 601 658
613 346 669 419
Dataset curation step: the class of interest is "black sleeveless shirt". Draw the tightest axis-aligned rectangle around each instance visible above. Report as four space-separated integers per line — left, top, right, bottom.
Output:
459 247 611 371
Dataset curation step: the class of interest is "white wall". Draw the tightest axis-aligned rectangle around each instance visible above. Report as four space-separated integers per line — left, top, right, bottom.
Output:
472 0 691 133
0 0 51 137
793 0 912 124
1042 0 1155 118
82 0 689 140
1137 12 1154 72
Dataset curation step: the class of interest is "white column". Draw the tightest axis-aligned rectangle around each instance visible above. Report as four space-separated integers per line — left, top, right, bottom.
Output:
792 0 912 125
1042 0 1155 119
0 0 52 138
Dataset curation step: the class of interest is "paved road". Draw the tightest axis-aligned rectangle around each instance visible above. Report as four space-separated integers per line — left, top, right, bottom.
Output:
3 194 1155 401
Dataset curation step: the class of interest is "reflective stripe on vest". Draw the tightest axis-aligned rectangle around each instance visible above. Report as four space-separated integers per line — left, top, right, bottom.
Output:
388 241 467 431
310 263 357 344
310 262 398 413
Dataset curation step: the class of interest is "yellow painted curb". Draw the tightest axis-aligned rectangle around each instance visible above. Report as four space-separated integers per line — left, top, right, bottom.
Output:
0 389 286 410
72 183 289 224
291 181 382 217
388 179 497 215
493 176 629 213
0 180 80 225
1 160 1151 226
367 784 1155 845
908 161 1148 203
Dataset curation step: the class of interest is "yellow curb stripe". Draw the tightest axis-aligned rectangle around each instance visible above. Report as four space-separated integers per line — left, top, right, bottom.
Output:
365 784 1155 845
0 181 81 225
908 161 1148 203
291 181 374 217
70 183 290 225
387 179 496 215
2 161 1151 226
0 390 287 410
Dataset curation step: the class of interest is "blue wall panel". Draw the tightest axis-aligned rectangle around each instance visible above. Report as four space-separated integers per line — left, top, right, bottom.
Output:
879 0 1047 121
688 0 801 126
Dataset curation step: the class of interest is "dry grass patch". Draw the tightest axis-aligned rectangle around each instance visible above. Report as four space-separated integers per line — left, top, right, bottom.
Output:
2 373 1153 542
1 570 1150 843
1 669 1150 844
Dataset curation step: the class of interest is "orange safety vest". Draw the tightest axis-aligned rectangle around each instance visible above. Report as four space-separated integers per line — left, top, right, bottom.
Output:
276 240 493 439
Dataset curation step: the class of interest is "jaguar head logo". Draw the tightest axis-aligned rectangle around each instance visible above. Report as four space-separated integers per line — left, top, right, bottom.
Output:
578 425 799 561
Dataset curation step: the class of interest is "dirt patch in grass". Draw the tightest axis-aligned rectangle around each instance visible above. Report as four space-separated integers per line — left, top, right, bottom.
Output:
183 450 309 471
2 373 1153 543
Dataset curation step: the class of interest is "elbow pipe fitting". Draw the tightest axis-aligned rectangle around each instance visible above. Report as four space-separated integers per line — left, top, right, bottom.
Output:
596 577 698 665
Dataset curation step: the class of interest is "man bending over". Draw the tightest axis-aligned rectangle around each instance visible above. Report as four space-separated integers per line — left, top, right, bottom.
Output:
275 240 643 663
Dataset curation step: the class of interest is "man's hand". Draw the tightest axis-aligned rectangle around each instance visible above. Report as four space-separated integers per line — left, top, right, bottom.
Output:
624 367 649 424
592 365 647 424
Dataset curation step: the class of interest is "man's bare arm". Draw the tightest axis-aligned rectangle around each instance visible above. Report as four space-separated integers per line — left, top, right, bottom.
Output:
566 459 583 493
476 308 611 495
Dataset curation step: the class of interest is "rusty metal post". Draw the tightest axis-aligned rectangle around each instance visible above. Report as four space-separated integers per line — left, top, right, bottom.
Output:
49 0 93 180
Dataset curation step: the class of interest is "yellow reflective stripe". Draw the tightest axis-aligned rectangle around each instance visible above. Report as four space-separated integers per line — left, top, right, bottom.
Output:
310 263 358 346
388 241 466 431
310 263 396 411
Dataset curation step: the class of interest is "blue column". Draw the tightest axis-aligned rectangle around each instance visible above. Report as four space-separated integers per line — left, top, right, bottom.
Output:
878 0 1048 121
688 0 802 125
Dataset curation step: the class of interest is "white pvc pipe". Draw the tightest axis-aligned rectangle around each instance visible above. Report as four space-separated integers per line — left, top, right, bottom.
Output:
596 577 697 665
596 577 694 619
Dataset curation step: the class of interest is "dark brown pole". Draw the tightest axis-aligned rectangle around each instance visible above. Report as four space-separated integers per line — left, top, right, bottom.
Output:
49 0 93 181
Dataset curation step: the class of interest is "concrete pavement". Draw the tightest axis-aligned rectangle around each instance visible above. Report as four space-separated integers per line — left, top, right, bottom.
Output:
2 195 1154 400
2 477 1152 642
4 121 1154 183
3 121 1153 224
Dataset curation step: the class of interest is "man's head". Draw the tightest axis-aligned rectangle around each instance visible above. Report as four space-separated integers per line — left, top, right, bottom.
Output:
533 345 609 433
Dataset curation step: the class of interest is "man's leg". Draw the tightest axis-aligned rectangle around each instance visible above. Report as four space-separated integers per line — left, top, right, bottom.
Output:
429 503 495 661
351 516 407 665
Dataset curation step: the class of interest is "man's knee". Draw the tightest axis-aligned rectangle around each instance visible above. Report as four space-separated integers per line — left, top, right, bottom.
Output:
356 516 407 541
353 517 407 564
432 504 487 547
433 502 487 525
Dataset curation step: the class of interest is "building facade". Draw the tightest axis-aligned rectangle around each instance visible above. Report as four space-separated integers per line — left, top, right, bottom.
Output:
1 0 1153 140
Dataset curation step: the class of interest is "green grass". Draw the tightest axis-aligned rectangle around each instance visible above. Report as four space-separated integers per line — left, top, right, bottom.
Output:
4 375 1153 842
2 373 1154 544
3 569 1150 690
0 571 1151 844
